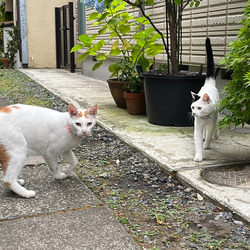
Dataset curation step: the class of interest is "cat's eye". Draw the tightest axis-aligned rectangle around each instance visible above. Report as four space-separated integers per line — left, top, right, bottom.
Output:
87 122 92 126
198 107 202 110
75 122 81 127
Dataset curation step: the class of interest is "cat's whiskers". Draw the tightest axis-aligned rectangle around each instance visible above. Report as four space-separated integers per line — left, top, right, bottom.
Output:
186 112 195 124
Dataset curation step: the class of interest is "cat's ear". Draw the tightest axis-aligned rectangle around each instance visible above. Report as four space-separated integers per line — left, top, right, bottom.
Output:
68 104 78 117
191 91 200 101
202 94 210 103
89 104 98 117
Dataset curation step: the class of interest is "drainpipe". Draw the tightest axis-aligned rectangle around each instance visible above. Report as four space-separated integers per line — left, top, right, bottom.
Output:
19 0 28 66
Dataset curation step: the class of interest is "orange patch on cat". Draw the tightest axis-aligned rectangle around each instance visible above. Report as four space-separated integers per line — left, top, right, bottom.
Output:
0 144 10 174
77 111 83 117
84 110 89 118
0 106 19 113
5 182 11 187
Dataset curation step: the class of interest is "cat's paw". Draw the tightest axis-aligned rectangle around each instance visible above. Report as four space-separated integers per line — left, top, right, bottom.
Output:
214 130 220 139
204 145 210 150
54 172 68 180
194 155 202 162
61 165 72 174
23 190 36 199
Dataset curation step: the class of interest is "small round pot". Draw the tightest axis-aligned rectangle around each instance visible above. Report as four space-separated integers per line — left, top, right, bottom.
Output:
1 58 10 69
107 79 128 108
124 91 146 115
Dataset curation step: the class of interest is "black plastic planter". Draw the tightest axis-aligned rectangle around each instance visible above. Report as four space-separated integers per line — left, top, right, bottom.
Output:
141 72 206 126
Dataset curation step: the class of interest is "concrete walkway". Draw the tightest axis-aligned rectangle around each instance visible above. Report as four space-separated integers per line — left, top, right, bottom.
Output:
1 68 249 248
19 69 250 223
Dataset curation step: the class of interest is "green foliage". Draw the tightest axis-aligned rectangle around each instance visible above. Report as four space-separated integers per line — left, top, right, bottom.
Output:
4 26 20 69
0 0 12 22
158 63 168 74
115 56 143 93
218 0 250 128
0 1 6 22
117 216 128 224
0 51 3 68
71 0 164 87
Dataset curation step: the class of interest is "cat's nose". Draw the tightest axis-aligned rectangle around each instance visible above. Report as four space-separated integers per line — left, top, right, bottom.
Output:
192 112 196 116
82 130 87 134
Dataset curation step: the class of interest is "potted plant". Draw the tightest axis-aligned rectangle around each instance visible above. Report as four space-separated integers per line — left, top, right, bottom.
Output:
124 0 205 126
1 56 10 68
0 28 9 69
71 0 164 108
120 59 146 115
218 0 250 128
1 26 20 69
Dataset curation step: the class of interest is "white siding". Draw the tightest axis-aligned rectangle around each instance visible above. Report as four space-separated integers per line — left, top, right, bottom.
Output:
182 0 246 65
80 0 247 66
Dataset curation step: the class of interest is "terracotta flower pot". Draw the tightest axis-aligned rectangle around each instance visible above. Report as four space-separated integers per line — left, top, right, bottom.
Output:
124 91 146 115
107 79 128 108
1 58 10 69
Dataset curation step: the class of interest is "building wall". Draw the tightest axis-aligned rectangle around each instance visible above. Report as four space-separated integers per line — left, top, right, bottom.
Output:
182 0 246 65
25 0 73 68
138 0 247 65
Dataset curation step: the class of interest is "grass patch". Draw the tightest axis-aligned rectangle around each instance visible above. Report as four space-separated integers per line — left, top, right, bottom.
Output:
0 69 62 108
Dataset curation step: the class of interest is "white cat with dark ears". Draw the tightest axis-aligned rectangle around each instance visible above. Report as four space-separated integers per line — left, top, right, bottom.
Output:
0 103 98 198
191 38 219 162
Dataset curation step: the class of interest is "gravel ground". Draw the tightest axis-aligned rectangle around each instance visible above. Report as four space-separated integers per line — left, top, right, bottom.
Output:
1 69 250 249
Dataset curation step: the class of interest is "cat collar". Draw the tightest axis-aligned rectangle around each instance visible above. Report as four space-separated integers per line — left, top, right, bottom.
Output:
66 125 72 132
202 115 212 120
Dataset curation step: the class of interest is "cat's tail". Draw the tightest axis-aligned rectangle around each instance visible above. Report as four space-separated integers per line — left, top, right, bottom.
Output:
206 38 214 79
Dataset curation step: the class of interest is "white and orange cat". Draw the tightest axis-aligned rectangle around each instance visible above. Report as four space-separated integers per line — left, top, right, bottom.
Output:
191 38 219 162
0 103 98 198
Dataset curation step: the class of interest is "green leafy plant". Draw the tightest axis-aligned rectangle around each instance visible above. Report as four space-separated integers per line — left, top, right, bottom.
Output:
117 216 128 224
205 239 226 249
71 0 164 90
218 0 250 128
3 26 20 68
158 63 169 74
143 230 158 236
119 57 143 93
0 40 4 68
0 1 7 23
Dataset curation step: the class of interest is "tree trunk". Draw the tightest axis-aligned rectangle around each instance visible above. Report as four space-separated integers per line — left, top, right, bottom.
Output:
167 0 179 75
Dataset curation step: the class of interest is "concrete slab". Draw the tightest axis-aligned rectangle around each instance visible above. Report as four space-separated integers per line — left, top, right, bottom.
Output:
19 68 250 223
0 207 140 250
19 69 113 109
0 165 101 220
